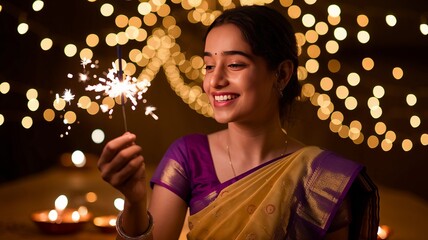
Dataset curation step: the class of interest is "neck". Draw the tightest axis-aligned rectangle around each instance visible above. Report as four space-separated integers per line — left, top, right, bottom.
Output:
225 120 288 167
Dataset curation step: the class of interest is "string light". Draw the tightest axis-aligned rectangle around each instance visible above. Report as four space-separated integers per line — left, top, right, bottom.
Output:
0 0 426 151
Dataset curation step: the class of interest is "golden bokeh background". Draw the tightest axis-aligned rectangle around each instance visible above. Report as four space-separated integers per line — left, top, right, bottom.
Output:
0 0 427 201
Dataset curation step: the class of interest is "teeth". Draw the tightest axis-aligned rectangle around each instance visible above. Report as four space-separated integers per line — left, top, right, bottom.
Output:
214 95 237 101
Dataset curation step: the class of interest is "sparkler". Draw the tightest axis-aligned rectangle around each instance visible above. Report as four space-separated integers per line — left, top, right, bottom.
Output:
117 46 128 132
54 48 157 137
84 47 156 131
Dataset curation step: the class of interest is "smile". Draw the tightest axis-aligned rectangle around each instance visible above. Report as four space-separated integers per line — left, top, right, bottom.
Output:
214 94 239 102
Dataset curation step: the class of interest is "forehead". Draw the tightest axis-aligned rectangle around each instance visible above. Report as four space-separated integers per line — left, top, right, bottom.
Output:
204 24 252 53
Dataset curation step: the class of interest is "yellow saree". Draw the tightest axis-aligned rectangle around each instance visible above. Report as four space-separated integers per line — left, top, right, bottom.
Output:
187 146 379 239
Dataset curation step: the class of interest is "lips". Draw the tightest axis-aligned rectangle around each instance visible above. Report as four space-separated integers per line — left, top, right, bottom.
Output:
214 93 239 103
214 94 239 102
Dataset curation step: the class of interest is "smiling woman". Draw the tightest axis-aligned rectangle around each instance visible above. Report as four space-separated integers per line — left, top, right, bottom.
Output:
1 0 428 239
98 5 379 240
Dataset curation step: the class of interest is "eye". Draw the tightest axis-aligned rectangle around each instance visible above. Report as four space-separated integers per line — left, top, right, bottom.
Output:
205 65 214 72
228 63 246 70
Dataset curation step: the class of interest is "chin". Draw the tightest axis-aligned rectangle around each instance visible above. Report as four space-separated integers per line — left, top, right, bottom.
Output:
212 113 231 124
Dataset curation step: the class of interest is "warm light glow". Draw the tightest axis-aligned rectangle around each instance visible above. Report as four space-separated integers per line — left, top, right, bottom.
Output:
392 67 404 79
327 4 341 17
21 116 33 129
48 210 58 222
305 30 318 43
32 0 44 11
302 14 316 28
91 129 105 144
402 139 413 151
370 106 383 119
334 27 347 41
64 44 78 57
55 195 68 211
375 122 387 135
385 14 397 27
40 38 53 51
86 192 98 203
347 72 360 86
0 82 10 94
421 134 428 146
421 23 428 35
4 0 426 153
302 83 315 98
71 150 86 167
138 2 152 15
336 85 349 99
114 198 124 211
325 40 339 54
17 23 29 35
327 59 341 72
115 14 128 28
64 111 77 124
28 99 40 111
373 86 385 98
367 135 379 149
287 5 301 19
377 225 391 239
344 96 358 110
367 97 380 110
71 211 81 222
100 3 114 17
305 59 319 73
26 88 38 100
357 30 370 43
320 77 333 91
410 115 421 128
315 22 328 35
406 94 417 106
362 57 374 71
357 15 369 27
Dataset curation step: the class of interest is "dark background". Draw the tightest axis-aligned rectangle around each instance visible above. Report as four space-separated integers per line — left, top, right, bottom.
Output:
0 0 427 202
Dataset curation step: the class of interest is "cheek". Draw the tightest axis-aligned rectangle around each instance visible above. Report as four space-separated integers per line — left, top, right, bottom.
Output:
202 77 210 93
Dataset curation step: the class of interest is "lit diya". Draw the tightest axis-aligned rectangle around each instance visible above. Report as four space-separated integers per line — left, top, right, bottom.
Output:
31 195 92 234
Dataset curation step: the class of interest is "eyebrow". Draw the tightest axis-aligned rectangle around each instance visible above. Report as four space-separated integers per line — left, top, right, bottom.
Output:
203 50 253 59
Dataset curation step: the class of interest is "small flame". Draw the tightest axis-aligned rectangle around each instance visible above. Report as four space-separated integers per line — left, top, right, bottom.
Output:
71 211 81 222
55 195 68 211
377 225 391 239
48 209 58 221
109 218 117 226
114 198 124 211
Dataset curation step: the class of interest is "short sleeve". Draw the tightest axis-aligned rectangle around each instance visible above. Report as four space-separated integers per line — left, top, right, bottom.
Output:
150 136 191 203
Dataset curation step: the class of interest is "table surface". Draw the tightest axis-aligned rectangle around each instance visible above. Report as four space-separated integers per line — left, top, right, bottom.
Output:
0 164 127 240
1 160 428 240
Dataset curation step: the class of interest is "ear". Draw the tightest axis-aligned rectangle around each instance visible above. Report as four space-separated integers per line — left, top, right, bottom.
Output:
276 60 294 91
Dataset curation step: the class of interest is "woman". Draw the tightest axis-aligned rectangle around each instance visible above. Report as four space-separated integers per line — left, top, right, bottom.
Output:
98 5 379 240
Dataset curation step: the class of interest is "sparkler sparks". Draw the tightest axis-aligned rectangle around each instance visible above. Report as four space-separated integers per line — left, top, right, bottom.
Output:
61 89 75 104
54 57 158 137
85 62 151 108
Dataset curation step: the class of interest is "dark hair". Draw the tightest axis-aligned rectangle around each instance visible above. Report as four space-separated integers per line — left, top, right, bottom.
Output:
205 5 301 124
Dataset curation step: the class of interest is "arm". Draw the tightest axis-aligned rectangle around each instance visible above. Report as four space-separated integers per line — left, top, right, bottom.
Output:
98 133 189 239
149 185 188 239
97 133 151 238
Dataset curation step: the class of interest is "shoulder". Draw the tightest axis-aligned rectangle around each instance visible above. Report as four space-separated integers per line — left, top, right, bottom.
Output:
168 133 208 150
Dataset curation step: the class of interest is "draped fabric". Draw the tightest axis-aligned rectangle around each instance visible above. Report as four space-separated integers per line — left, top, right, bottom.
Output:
150 134 379 239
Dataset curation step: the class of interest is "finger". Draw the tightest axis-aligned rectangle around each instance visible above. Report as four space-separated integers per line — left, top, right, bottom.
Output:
106 144 143 174
109 155 145 187
98 133 136 168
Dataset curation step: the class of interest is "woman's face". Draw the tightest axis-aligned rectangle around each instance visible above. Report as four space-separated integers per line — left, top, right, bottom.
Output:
203 23 279 125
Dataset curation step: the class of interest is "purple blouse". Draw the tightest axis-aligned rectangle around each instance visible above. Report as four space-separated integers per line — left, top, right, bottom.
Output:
150 134 285 215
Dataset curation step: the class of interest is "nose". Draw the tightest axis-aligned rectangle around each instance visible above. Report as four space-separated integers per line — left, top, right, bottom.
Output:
209 66 229 89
